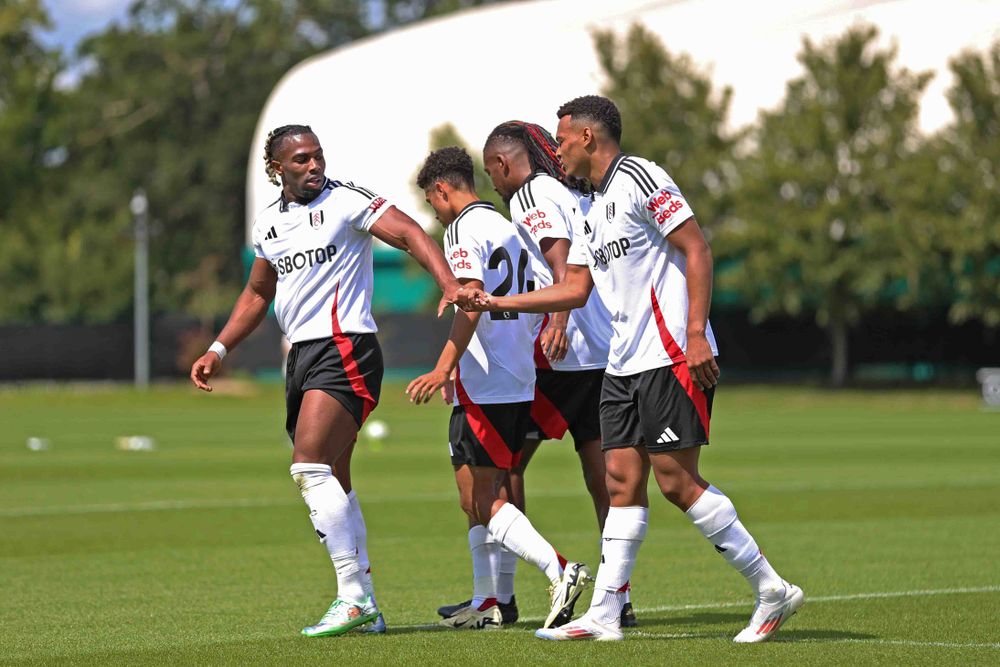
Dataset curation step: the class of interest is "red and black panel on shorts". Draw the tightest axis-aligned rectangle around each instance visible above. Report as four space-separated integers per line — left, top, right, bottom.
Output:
527 368 604 448
285 333 383 442
599 363 714 453
449 401 531 470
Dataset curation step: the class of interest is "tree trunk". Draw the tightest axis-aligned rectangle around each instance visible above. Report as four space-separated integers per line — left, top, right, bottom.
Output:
829 316 849 387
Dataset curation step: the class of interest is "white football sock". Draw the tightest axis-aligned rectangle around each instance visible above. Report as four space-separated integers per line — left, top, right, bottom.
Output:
496 547 517 604
347 490 376 603
488 502 565 585
468 525 498 607
290 463 365 603
686 485 784 599
589 506 647 625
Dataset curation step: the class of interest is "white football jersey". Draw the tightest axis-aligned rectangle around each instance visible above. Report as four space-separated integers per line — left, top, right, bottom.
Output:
567 154 719 377
445 201 537 405
251 178 392 343
508 173 611 371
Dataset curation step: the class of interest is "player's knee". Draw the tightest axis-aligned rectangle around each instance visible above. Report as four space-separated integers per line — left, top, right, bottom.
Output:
657 472 701 509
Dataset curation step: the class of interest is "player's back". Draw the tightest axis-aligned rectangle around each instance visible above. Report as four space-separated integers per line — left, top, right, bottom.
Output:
444 201 537 405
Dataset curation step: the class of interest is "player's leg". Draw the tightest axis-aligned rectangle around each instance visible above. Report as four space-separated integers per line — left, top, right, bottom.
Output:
332 441 386 633
438 412 503 630
642 364 803 643
537 373 645 641
575 437 610 530
291 391 378 636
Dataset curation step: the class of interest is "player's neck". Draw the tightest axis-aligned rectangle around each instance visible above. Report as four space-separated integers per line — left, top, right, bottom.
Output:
446 190 482 222
589 144 623 189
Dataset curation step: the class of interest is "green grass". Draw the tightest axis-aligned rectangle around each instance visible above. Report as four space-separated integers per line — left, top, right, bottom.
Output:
1 382 998 665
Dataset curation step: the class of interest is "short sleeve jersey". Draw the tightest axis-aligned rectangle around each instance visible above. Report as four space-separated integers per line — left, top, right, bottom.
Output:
445 201 537 405
251 178 392 343
508 173 612 371
567 154 719 377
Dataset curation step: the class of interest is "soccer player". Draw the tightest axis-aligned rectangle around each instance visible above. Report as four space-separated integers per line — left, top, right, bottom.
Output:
189 125 464 637
434 121 639 628
407 146 591 631
460 97 804 642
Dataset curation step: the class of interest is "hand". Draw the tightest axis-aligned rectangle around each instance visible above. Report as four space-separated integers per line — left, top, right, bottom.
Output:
685 333 720 391
406 368 450 405
459 288 492 312
440 376 455 404
439 280 464 317
540 319 569 362
190 351 222 392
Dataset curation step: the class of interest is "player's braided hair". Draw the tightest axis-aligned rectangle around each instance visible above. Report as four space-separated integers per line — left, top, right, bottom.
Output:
263 124 313 186
556 95 622 143
416 146 475 191
484 121 593 195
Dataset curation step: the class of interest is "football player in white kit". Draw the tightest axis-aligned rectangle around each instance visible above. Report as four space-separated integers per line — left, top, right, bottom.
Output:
407 147 591 632
461 97 804 642
438 121 642 628
190 125 465 637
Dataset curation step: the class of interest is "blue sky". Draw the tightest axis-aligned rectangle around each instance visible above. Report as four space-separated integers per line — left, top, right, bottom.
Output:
40 0 132 51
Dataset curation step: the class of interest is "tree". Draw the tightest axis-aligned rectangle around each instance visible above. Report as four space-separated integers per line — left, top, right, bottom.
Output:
0 0 64 321
938 40 1000 327
720 25 933 385
593 23 741 235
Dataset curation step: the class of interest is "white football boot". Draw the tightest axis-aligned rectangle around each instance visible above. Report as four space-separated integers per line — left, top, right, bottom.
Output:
535 615 623 641
733 581 805 643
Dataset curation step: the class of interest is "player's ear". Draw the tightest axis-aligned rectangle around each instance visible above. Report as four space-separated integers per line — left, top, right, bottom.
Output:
435 181 448 202
271 158 283 178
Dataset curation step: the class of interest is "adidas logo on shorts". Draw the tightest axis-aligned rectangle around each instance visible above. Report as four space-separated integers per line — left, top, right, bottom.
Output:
656 427 679 445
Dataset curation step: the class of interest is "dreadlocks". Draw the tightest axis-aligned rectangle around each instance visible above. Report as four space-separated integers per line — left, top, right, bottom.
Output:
484 121 593 195
263 124 314 186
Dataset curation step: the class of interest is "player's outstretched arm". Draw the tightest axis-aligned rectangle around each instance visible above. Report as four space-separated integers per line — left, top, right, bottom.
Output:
190 258 277 392
470 264 594 315
406 279 484 404
666 217 720 391
370 206 463 316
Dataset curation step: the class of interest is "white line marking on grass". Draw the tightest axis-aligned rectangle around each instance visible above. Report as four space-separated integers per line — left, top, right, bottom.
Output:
391 586 1000 632
628 632 1000 650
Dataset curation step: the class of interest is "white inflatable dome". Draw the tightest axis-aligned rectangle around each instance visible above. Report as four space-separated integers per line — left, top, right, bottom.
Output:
247 0 1000 236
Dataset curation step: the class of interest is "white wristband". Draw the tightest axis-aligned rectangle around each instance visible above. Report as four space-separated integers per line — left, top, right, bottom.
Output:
208 341 227 360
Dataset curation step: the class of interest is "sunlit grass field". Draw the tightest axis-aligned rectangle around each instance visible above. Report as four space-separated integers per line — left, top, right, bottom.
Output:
2 381 998 665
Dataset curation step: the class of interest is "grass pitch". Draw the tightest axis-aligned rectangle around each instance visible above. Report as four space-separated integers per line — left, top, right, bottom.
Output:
1 381 998 665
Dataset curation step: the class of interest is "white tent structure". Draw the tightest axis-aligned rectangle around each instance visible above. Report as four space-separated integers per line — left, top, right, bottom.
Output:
246 0 999 236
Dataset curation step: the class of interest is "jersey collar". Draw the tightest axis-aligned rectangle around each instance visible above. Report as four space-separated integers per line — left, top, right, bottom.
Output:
453 200 496 225
596 153 628 194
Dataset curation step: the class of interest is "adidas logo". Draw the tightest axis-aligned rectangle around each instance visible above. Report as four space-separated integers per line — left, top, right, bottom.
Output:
656 427 680 444
265 226 278 240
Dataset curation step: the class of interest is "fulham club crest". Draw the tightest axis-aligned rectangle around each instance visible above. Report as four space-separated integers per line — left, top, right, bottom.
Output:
606 202 616 221
310 210 325 229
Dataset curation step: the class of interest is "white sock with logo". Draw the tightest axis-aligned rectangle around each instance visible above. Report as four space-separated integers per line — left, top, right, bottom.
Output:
488 502 565 585
686 485 784 599
496 547 517 604
589 506 647 625
347 490 376 604
290 463 366 604
469 525 499 607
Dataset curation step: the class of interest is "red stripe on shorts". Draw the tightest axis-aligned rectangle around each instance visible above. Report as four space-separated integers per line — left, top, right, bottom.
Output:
455 378 514 469
529 384 569 440
330 283 376 424
533 313 552 369
670 363 710 438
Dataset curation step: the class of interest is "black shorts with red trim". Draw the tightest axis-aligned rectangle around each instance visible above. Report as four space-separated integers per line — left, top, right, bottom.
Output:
285 334 383 441
526 368 603 447
449 401 531 470
600 363 714 453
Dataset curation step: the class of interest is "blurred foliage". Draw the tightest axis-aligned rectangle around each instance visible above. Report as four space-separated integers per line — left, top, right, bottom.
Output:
594 23 740 236
0 0 503 324
714 25 933 384
939 43 1000 327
